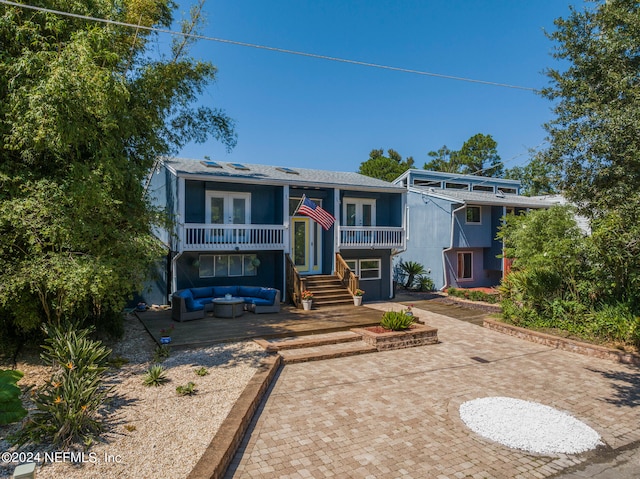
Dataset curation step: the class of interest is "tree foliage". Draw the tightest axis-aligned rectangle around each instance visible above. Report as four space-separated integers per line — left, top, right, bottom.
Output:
504 156 560 196
0 0 235 337
424 133 504 176
541 0 640 214
358 148 414 182
498 206 640 346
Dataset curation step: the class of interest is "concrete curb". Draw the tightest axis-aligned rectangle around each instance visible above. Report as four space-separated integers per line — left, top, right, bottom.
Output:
484 318 640 366
187 354 282 479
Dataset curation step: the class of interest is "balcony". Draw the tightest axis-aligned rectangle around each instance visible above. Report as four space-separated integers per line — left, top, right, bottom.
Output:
337 226 405 249
182 224 286 251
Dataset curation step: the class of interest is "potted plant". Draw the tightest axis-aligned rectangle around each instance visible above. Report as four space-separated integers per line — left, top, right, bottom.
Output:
301 290 313 310
353 289 365 306
160 325 175 344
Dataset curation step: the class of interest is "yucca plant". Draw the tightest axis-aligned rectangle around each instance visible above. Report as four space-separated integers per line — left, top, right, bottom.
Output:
380 310 415 331
16 324 112 448
143 365 169 387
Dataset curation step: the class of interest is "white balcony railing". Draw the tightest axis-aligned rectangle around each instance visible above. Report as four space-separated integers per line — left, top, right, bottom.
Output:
182 224 286 251
338 226 405 249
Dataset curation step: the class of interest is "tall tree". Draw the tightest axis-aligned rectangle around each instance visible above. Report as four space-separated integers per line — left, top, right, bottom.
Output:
541 0 640 215
0 0 235 336
358 148 414 182
457 133 503 176
423 146 459 173
423 133 503 176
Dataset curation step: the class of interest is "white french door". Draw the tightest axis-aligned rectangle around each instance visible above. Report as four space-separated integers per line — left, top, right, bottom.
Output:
343 198 376 227
205 192 251 225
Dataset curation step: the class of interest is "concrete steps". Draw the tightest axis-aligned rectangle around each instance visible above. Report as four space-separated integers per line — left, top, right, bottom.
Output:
255 331 376 364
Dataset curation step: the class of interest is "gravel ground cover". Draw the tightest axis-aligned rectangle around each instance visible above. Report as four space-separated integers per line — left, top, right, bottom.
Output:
0 314 267 479
459 396 604 455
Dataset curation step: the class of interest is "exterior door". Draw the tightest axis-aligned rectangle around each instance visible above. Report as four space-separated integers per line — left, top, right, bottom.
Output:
344 198 376 226
291 217 322 274
206 192 251 225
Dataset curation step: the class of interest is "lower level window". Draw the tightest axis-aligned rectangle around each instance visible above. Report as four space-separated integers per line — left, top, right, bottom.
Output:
457 252 473 280
344 258 381 280
199 254 259 278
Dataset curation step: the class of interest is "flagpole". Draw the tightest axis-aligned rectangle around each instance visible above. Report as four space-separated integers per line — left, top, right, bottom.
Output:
293 194 306 215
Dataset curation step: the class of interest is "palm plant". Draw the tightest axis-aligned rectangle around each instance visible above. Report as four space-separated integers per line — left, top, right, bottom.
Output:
399 260 427 289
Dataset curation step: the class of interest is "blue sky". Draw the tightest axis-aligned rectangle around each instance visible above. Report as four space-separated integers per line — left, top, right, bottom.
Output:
171 0 576 173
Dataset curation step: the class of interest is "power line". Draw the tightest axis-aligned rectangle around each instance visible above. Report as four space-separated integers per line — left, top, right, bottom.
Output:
0 0 538 92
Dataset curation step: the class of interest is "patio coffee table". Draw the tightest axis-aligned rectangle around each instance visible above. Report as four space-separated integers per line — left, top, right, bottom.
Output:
213 297 245 319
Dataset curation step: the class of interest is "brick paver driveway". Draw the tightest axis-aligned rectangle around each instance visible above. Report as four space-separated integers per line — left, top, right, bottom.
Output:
226 302 640 479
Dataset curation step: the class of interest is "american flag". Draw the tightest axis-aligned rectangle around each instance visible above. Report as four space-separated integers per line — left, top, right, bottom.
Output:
296 196 335 230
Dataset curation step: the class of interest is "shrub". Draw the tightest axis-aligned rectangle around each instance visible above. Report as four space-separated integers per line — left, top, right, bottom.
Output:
143 365 169 387
195 367 209 377
586 303 640 345
0 369 28 425
176 382 197 396
380 310 414 331
16 324 112 448
415 275 435 292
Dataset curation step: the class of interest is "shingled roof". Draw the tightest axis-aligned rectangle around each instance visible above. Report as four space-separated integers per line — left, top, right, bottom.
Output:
163 157 404 192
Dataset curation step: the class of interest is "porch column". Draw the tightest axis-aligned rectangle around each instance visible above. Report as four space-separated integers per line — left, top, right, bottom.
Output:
333 188 340 273
283 185 290 302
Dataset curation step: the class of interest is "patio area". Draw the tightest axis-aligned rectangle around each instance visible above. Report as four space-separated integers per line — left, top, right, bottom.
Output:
136 303 384 348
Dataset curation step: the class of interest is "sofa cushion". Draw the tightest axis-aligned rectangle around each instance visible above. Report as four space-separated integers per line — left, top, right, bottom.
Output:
191 287 214 299
174 289 193 299
256 288 277 302
185 297 204 312
238 286 262 298
248 298 273 306
213 286 239 297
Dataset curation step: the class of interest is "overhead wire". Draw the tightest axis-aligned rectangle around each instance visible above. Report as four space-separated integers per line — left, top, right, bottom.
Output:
0 0 537 92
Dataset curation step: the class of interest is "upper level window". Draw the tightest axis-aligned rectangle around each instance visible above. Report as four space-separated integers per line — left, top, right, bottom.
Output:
466 206 481 224
472 185 494 192
445 182 469 190
499 187 517 194
205 192 251 224
414 179 442 188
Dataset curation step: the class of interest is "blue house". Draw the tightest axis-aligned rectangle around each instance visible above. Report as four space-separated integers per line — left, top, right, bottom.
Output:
146 158 406 307
393 170 555 290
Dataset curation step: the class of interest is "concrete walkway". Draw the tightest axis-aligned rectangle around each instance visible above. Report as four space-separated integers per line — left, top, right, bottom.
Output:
225 302 640 479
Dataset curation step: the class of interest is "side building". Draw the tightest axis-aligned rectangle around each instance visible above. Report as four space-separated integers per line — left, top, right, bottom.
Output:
144 158 406 306
393 170 555 290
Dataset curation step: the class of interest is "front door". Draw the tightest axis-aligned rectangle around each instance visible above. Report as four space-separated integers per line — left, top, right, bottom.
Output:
291 217 322 274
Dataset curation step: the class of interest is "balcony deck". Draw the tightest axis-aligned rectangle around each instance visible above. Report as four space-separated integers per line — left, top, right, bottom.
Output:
180 224 404 251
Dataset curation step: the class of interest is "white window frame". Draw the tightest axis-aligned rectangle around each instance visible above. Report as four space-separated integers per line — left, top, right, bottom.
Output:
465 205 482 225
198 253 259 278
457 252 473 281
205 191 251 225
343 198 376 227
343 258 381 281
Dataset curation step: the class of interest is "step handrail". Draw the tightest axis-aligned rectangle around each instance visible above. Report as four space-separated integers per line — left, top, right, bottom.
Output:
335 253 359 295
285 254 306 308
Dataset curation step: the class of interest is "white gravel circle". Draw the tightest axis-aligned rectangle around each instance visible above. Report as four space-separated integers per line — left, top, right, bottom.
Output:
459 397 603 455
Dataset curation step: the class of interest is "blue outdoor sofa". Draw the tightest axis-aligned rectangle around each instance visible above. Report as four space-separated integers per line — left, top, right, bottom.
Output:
171 286 281 322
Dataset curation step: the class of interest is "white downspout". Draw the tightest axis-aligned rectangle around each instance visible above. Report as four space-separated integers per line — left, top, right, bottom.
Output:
440 203 466 291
